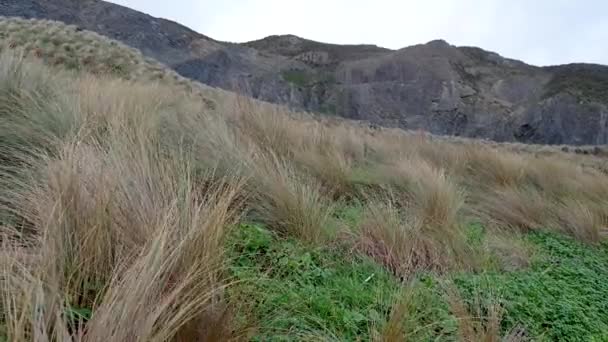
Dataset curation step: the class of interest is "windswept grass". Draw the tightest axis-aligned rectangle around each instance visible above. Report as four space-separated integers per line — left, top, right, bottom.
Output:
0 139 248 341
0 50 248 341
0 17 179 83
252 154 335 244
1 17 608 339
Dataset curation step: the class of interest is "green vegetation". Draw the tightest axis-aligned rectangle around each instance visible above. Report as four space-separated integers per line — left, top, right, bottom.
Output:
281 69 336 89
227 223 487 341
245 35 390 61
282 70 312 87
228 223 399 340
456 232 608 341
1 16 608 341
545 64 608 103
229 224 608 341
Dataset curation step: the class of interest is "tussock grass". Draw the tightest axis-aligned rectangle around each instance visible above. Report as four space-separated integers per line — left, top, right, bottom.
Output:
463 147 526 188
392 158 463 228
555 199 606 243
252 153 335 244
474 186 550 233
290 124 367 199
0 16 222 108
293 143 356 198
0 51 248 340
0 17 172 82
1 141 248 341
351 158 473 277
1 17 608 338
355 192 471 277
374 281 525 342
442 285 524 342
0 51 78 157
373 283 417 342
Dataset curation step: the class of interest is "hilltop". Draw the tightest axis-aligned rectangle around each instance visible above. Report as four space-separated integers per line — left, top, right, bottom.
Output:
3 0 608 145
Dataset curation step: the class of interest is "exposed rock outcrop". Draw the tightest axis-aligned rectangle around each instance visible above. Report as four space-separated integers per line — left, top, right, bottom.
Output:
3 0 608 145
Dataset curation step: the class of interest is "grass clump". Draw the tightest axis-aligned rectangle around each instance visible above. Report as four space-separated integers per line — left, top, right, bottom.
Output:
0 49 246 340
0 142 248 341
252 155 335 244
353 159 474 278
1 16 608 339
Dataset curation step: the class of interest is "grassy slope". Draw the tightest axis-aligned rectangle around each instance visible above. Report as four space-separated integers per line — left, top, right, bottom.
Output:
0 16 223 106
0 17 168 79
1 17 608 341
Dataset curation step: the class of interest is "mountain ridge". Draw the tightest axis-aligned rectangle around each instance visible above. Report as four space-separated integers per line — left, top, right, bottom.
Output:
3 0 608 145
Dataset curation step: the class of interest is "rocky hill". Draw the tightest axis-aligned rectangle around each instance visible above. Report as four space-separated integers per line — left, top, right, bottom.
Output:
3 0 608 145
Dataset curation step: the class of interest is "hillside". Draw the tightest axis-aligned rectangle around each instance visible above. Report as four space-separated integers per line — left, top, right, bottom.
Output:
0 16 191 84
1 16 608 341
0 0 305 99
3 0 608 145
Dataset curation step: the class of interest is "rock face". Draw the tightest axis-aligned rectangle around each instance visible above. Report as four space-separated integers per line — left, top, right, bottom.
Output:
3 0 608 145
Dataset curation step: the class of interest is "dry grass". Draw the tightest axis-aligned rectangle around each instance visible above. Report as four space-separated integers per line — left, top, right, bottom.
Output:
463 147 526 188
355 196 472 277
474 186 550 233
0 51 249 340
0 17 162 80
1 16 608 338
374 281 527 342
555 199 607 243
442 285 523 342
0 141 248 341
252 153 335 244
373 283 418 342
354 159 473 277
0 16 222 107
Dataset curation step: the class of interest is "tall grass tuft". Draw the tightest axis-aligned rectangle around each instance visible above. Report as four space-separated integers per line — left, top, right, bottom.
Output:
252 153 335 243
355 159 473 277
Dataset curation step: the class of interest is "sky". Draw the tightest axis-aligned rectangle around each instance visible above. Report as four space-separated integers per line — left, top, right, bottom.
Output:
109 0 608 66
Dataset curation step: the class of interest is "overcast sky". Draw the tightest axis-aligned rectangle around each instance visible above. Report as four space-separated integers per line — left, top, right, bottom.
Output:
109 0 607 66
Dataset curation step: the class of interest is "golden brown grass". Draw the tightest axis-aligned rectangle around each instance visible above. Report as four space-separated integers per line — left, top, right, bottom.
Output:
442 285 524 342
0 16 222 106
1 19 608 338
251 153 335 244
0 51 250 340
354 172 472 277
1 141 248 341
0 17 162 80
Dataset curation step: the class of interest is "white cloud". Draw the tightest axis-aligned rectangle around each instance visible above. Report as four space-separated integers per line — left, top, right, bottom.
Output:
109 0 608 66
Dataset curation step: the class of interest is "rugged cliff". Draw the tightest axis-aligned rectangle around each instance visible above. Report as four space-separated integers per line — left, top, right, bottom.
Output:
3 0 608 145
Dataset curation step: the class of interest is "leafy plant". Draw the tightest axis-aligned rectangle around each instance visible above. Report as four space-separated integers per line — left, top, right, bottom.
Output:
228 223 400 340
455 232 608 341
